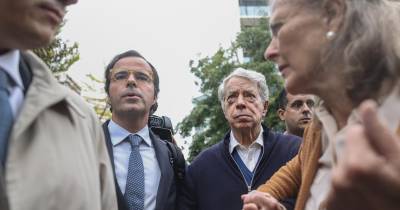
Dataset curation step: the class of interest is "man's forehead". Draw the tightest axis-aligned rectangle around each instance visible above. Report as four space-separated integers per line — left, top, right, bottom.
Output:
287 94 314 102
114 56 151 69
225 87 259 97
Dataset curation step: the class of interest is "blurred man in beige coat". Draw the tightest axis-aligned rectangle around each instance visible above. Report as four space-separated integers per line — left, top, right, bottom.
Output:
0 0 117 209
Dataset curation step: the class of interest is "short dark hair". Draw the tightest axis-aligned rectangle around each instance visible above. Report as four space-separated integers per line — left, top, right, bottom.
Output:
104 50 160 114
277 89 288 110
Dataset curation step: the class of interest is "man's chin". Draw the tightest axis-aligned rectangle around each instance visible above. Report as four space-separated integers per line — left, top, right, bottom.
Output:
115 105 146 115
232 122 257 130
298 122 311 128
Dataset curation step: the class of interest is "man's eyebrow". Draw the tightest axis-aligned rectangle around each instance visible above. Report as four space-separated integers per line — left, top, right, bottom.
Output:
290 100 302 105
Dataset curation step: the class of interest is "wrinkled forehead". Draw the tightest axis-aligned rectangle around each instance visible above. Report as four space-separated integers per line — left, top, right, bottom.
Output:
269 0 302 21
224 77 259 94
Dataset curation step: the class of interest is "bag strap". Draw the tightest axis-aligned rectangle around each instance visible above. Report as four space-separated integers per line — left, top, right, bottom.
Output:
165 141 186 182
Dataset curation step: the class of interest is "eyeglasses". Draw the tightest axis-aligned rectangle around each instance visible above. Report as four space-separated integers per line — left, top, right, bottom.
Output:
288 99 315 111
110 68 153 84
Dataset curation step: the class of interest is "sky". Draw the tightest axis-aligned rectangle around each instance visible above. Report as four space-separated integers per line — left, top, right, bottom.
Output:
61 0 242 152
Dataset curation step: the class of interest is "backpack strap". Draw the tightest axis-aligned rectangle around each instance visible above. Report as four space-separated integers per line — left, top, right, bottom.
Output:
165 141 186 183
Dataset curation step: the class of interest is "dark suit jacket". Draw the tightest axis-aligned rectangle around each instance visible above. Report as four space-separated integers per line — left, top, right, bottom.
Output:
103 120 177 210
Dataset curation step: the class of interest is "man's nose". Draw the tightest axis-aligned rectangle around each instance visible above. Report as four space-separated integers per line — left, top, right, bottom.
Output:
301 103 312 115
126 74 137 87
235 95 246 109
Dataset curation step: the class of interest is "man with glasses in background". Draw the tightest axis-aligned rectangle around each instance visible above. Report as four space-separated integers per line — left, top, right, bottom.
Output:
277 89 315 137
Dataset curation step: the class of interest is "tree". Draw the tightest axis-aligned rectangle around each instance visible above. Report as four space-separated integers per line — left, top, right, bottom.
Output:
81 74 112 122
33 22 79 74
32 22 111 121
177 18 285 162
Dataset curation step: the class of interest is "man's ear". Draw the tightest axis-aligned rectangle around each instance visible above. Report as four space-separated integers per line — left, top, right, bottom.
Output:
277 108 286 121
150 96 158 115
262 101 269 117
323 0 346 32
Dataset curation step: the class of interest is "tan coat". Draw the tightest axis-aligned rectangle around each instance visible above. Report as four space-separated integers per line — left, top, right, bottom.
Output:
257 119 322 210
3 51 117 210
258 109 400 210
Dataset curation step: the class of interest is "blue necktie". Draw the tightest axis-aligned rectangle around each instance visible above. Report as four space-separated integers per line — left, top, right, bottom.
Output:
0 70 13 167
124 134 145 210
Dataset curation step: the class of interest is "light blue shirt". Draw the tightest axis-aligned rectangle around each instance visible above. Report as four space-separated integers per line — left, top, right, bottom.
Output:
0 50 24 119
108 120 161 210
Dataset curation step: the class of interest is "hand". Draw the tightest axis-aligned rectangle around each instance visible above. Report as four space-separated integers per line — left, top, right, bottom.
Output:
326 100 400 210
242 191 285 210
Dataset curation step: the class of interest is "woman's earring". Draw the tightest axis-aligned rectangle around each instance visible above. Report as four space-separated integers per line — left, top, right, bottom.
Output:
326 31 336 40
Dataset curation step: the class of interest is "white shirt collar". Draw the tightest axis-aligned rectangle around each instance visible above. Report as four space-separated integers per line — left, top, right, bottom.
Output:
109 120 153 147
0 50 24 89
229 127 264 154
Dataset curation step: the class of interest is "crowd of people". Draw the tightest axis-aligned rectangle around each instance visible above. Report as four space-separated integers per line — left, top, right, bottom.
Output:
0 0 399 210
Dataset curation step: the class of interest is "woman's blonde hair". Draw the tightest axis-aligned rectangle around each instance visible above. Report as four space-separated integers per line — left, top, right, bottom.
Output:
271 0 400 104
327 0 400 104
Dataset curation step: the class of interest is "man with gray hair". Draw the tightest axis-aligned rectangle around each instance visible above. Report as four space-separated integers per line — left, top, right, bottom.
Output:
178 68 301 210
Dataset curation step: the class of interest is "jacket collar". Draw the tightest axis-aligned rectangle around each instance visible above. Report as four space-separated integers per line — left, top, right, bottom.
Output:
11 51 85 139
223 124 271 150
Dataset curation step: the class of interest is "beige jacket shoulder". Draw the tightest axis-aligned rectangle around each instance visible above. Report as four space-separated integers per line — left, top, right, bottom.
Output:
5 51 117 210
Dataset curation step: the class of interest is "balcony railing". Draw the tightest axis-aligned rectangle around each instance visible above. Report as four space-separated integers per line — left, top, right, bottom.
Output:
240 6 270 17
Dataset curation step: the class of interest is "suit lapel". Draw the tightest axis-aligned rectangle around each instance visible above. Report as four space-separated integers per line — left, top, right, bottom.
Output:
18 54 32 94
102 120 128 210
150 132 173 210
12 52 69 140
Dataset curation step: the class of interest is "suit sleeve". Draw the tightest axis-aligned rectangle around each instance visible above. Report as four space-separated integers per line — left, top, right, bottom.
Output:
177 165 198 210
92 115 118 210
0 167 9 210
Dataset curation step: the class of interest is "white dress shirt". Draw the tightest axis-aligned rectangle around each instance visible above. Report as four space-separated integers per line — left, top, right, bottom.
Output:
0 50 25 119
108 120 161 210
229 127 264 172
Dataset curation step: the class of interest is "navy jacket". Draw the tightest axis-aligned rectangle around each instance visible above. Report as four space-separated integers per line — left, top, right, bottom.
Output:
103 120 177 210
178 126 301 210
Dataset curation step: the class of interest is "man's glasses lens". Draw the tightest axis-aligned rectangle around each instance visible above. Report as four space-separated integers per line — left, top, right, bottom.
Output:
111 69 152 83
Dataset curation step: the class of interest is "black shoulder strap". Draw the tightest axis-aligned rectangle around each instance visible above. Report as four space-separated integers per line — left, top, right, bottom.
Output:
165 141 186 183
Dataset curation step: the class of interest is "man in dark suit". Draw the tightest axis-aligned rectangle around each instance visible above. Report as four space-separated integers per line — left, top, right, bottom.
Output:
103 50 178 210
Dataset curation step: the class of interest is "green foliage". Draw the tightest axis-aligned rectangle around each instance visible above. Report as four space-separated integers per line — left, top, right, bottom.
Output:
32 22 110 122
82 73 111 122
178 18 285 162
33 23 79 74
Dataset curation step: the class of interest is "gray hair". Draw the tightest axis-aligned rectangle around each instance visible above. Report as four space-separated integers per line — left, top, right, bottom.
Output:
328 0 400 105
217 68 269 110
